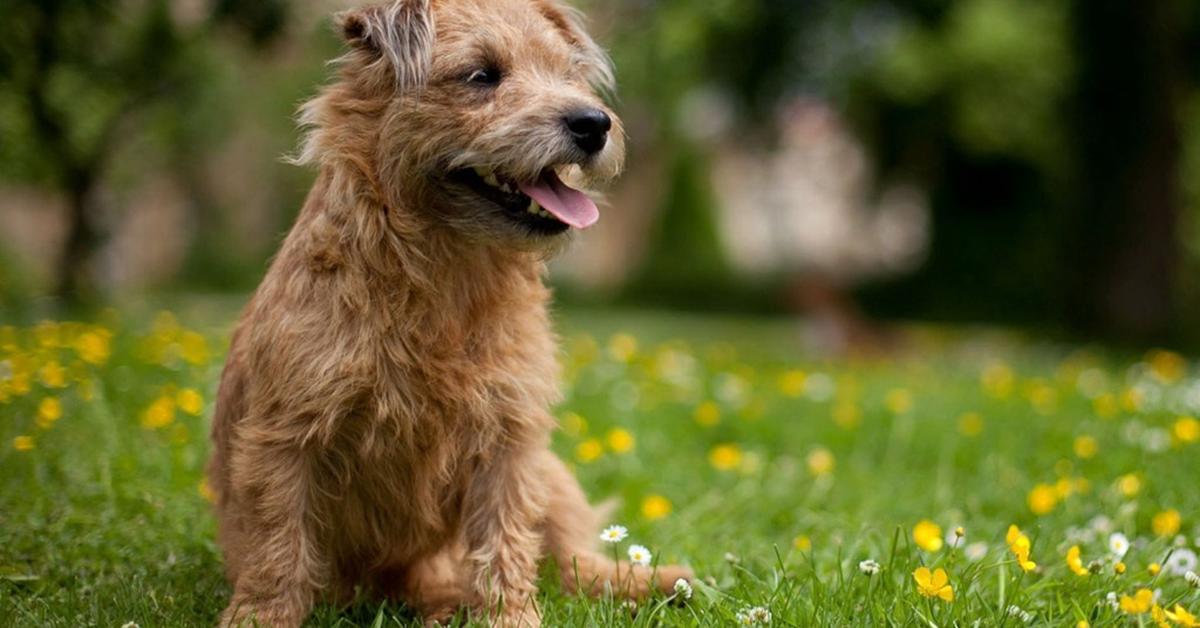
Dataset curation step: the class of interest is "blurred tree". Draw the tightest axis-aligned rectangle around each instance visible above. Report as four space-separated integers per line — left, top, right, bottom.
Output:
0 0 287 306
845 0 1075 328
608 0 831 307
1064 0 1190 342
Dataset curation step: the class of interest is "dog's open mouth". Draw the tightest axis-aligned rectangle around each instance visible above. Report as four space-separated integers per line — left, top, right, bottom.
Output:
451 166 599 234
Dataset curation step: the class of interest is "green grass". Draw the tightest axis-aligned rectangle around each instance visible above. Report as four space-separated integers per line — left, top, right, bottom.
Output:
1 308 1199 626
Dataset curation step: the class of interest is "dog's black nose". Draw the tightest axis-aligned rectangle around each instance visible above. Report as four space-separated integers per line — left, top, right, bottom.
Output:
564 108 611 155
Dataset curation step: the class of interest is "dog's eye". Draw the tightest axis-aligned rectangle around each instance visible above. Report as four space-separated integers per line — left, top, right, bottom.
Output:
466 67 502 87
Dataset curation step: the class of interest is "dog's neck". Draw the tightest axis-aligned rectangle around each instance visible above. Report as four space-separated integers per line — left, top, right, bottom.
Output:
287 166 549 322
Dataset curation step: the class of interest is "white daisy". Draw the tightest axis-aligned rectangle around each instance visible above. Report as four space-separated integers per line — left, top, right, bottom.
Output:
1185 570 1200 588
600 525 628 544
1142 428 1171 453
1109 532 1130 558
1006 605 1033 623
1106 592 1120 611
858 559 881 575
1165 548 1198 576
1089 515 1113 534
673 578 693 600
736 606 772 625
964 542 988 562
804 373 834 402
627 544 652 566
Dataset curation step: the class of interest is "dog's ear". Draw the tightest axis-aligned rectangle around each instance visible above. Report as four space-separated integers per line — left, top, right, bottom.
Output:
534 0 615 94
336 0 434 91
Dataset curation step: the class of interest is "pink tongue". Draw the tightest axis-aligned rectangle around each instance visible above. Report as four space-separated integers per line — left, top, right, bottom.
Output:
518 171 599 229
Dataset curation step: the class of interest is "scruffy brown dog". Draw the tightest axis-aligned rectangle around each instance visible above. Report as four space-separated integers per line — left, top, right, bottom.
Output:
206 0 691 626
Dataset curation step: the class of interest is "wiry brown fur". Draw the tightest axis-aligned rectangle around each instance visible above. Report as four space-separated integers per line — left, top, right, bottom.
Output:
207 1 689 626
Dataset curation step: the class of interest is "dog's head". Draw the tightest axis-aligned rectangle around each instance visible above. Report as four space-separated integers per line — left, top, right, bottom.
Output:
306 0 623 248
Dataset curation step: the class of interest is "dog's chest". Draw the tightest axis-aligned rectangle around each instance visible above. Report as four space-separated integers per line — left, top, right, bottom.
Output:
366 308 560 442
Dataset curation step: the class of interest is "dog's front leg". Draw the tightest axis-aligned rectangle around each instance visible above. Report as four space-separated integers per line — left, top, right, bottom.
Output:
462 447 550 627
219 441 325 628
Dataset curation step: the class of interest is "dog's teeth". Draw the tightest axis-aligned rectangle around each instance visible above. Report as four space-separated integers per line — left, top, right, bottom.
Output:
499 183 513 194
539 209 551 219
527 200 540 215
484 174 500 187
472 166 489 177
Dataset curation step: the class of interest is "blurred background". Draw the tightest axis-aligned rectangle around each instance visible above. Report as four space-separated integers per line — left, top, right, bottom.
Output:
2 0 1200 350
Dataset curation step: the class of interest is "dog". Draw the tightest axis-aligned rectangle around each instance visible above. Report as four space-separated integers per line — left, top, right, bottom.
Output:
206 0 692 625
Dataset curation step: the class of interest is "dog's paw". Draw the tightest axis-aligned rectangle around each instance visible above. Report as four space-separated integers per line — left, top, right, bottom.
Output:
419 605 460 628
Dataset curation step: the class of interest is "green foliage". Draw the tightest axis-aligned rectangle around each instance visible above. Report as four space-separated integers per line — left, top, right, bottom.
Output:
623 147 738 310
0 0 289 301
874 0 1071 167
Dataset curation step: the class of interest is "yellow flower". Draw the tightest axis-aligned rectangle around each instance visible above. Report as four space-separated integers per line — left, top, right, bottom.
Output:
1027 483 1059 515
1151 509 1181 537
605 428 634 454
77 379 95 402
806 448 835 476
607 333 638 362
708 443 743 471
1073 435 1098 459
1154 605 1172 628
1117 473 1141 497
176 388 204 416
560 412 587 436
693 401 720 427
981 363 1015 398
575 439 603 463
1093 393 1118 418
178 331 210 366
1120 589 1154 614
1115 561 1127 574
1121 387 1143 412
1148 563 1161 576
793 535 812 551
1006 525 1037 571
1165 604 1199 627
1175 416 1200 443
36 397 62 429
74 330 112 365
1147 349 1187 384
778 370 806 397
39 360 67 389
198 477 215 502
141 396 176 429
1077 621 1089 628
913 520 943 552
957 412 984 437
912 567 954 602
640 494 671 520
884 388 913 414
832 402 861 430
12 435 34 451
1066 545 1088 576
34 321 60 348
1025 380 1057 414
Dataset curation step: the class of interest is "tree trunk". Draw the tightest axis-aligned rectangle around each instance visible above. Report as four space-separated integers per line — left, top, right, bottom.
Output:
1066 0 1184 341
55 172 98 305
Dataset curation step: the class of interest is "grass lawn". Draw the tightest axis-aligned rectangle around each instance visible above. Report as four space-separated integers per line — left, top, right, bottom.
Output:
1 307 1198 626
